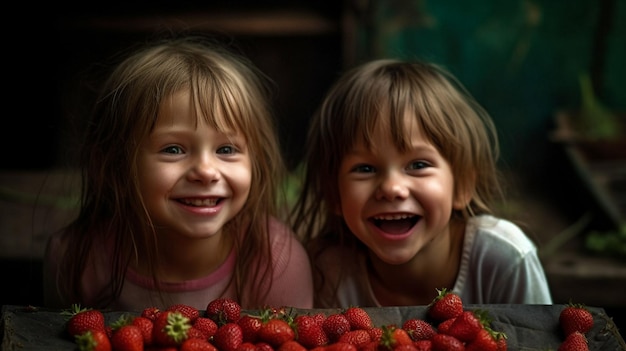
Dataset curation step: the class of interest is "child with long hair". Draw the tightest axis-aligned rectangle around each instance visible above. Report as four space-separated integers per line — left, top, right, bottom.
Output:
44 35 313 310
291 58 552 308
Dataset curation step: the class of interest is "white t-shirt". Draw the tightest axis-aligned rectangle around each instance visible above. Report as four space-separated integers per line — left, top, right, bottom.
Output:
314 215 553 308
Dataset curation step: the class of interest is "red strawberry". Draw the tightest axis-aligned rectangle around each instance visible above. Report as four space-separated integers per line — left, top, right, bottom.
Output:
237 314 263 343
445 310 482 342
111 324 144 351
255 341 276 351
74 329 112 351
152 310 192 347
343 307 373 330
496 331 507 351
213 322 243 351
435 318 455 334
141 306 161 322
413 339 432 351
337 329 371 348
378 325 413 351
237 342 258 351
465 328 498 351
193 316 218 340
394 344 420 351
206 297 242 325
179 337 218 351
430 333 464 351
258 318 296 347
322 313 351 342
559 303 593 336
63 304 107 337
367 326 383 341
325 341 358 351
131 316 154 346
311 312 327 326
558 331 589 351
278 340 307 351
428 288 463 323
167 304 200 323
402 318 435 341
294 314 328 348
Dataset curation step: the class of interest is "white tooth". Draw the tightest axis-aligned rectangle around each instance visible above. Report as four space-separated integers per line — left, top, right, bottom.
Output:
373 214 411 220
184 198 218 206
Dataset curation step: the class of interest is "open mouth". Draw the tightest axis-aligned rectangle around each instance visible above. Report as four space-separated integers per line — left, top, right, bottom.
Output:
371 215 420 234
178 198 221 207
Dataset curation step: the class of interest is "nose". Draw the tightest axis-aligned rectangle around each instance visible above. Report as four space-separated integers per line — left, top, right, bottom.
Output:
188 154 221 183
376 170 410 201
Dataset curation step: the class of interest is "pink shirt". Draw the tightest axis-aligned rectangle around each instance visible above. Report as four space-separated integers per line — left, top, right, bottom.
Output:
44 217 313 311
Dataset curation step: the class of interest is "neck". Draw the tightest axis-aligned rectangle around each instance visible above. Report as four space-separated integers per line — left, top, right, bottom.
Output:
368 219 466 306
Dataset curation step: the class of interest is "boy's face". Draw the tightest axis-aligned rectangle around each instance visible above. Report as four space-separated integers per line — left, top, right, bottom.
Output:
337 113 466 265
136 89 252 241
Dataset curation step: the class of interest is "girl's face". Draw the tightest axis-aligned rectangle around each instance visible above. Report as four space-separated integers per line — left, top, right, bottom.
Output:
337 113 466 265
137 89 251 240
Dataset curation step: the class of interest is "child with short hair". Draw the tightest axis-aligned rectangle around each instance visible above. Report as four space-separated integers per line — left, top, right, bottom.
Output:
44 35 313 310
291 58 552 308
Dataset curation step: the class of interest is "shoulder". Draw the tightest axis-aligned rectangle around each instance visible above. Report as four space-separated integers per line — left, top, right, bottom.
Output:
468 215 538 256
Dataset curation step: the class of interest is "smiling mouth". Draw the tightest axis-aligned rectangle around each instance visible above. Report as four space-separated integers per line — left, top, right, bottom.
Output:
179 198 221 207
371 215 420 234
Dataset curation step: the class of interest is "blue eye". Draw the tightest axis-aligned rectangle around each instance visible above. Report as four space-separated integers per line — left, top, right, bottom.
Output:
217 145 236 155
353 164 375 173
162 146 183 154
408 161 428 170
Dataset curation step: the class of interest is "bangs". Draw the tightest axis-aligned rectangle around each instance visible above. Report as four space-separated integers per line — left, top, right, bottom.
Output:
340 72 417 155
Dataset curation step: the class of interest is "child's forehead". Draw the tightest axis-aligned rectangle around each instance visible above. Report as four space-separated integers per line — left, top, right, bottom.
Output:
350 113 429 151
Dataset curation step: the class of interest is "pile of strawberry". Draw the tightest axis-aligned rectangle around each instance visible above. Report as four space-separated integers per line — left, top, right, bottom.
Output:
557 302 594 351
62 288 594 351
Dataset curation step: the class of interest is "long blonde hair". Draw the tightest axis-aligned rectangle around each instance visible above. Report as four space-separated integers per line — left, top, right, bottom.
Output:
57 35 286 308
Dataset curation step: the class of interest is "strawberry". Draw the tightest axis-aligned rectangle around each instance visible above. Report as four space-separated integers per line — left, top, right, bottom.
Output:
322 313 351 342
325 341 358 351
213 322 243 351
559 302 593 336
206 297 242 325
294 314 328 348
131 316 154 346
255 341 276 351
63 304 107 337
413 339 432 351
167 304 200 323
237 342 258 351
110 324 144 351
278 340 307 351
558 331 589 351
193 316 218 340
311 312 327 326
445 310 482 342
394 344 420 351
402 318 435 341
237 314 263 343
435 318 455 334
258 318 296 347
430 333 464 351
337 329 371 348
141 306 161 322
152 310 192 347
367 326 383 342
179 337 218 351
343 307 373 330
379 325 414 351
465 328 497 351
74 329 112 351
428 288 463 323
